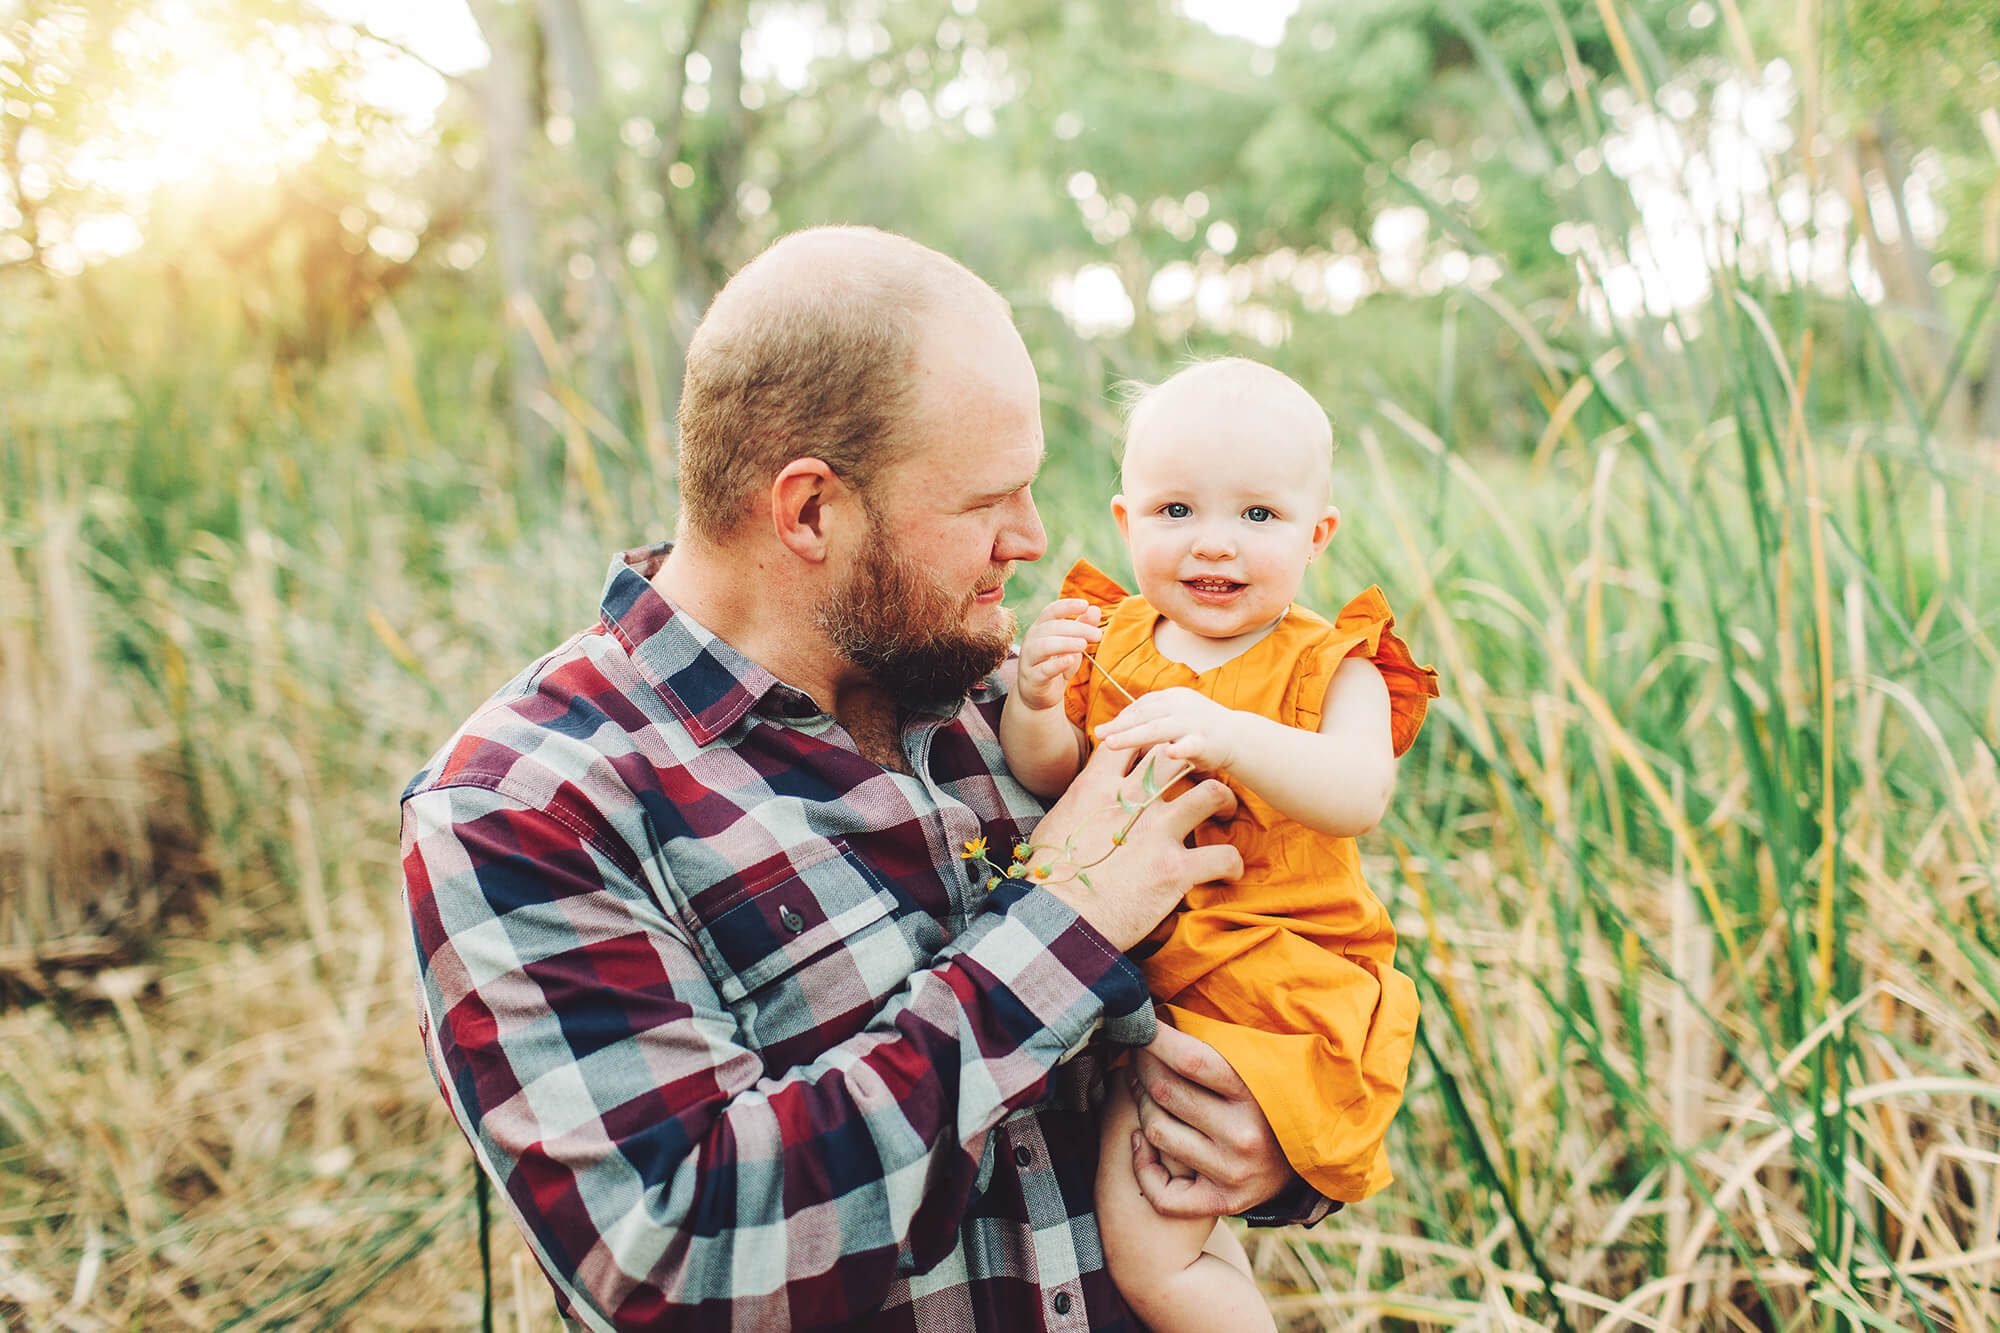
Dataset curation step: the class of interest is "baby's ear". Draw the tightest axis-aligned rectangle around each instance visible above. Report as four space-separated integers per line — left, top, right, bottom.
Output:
1110 495 1131 541
1312 505 1341 555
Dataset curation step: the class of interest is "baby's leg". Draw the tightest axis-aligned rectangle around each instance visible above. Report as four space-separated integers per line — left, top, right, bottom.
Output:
1095 1077 1277 1333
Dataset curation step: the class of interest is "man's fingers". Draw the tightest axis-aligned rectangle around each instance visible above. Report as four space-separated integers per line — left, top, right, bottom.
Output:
1076 735 1142 783
1145 1023 1251 1096
1134 1084 1219 1167
1135 1062 1233 1148
1154 777 1237 840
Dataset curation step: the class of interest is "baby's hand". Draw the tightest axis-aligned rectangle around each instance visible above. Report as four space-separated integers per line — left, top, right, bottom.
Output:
1094 687 1242 774
1015 599 1104 712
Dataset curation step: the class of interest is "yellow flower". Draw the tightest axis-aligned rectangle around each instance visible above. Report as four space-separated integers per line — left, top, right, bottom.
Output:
1030 863 1053 882
1012 843 1032 862
960 836 988 861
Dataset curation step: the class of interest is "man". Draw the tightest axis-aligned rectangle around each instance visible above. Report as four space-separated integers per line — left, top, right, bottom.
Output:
401 227 1332 1331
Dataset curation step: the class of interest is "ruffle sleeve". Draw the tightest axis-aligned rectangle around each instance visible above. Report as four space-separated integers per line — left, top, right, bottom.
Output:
1056 558 1132 733
1289 586 1439 757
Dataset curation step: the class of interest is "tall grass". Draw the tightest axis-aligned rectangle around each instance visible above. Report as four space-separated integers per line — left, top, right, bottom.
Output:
3 6 1997 1329
1228 6 2000 1326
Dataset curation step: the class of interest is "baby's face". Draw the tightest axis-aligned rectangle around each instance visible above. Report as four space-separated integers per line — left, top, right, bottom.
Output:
1113 378 1338 644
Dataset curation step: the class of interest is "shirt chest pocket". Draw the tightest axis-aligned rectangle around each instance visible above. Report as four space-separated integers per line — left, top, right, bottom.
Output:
694 841 934 1057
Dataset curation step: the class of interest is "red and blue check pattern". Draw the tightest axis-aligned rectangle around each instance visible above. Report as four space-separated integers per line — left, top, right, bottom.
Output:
401 543 1162 1331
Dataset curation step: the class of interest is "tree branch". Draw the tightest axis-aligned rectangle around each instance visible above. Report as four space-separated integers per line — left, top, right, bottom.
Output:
657 0 721 171
352 23 468 88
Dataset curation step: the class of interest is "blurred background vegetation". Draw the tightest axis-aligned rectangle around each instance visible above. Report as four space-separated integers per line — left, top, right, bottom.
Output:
2 0 1997 1327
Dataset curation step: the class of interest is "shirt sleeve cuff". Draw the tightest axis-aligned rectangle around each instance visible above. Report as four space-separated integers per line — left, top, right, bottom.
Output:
949 878 1157 1052
1241 1173 1341 1228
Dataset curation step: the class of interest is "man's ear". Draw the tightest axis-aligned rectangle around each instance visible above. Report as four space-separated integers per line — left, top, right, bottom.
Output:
1309 505 1341 559
770 458 846 562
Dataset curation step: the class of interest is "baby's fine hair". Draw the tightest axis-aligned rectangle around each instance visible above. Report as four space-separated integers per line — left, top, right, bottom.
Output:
1113 357 1335 477
1115 356 1330 430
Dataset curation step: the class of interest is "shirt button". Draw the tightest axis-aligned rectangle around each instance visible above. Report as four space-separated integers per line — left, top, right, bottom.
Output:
1053 1292 1072 1315
1013 1146 1032 1168
779 905 804 932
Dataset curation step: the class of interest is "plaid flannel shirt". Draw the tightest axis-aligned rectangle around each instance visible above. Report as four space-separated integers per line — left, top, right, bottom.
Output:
402 543 1327 1332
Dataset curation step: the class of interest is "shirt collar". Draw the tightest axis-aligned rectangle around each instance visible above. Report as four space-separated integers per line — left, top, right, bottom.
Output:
599 542 785 745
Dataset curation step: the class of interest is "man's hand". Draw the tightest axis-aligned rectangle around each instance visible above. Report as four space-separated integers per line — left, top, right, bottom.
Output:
1127 1024 1294 1217
1014 599 1103 712
1093 686 1244 775
1030 742 1241 952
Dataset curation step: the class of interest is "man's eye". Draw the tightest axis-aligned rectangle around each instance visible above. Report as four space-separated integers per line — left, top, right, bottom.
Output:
1244 506 1273 522
1163 502 1191 519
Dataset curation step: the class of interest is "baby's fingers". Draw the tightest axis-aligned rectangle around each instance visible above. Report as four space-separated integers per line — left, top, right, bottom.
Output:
1034 599 1101 626
1097 719 1183 752
1051 620 1104 644
1092 702 1163 739
1021 650 1090 691
1026 651 1083 681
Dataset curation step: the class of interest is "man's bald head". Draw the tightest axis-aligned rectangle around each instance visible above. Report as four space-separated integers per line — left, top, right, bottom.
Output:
675 226 1011 542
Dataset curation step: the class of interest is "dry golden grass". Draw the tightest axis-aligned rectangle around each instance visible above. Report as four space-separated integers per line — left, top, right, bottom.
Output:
0 509 204 998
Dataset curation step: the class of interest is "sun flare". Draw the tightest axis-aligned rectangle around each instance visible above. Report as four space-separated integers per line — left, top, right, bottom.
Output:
8 0 480 271
61 10 326 212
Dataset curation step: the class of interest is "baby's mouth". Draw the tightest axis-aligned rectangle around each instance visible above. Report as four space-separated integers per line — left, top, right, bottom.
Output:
1182 577 1246 600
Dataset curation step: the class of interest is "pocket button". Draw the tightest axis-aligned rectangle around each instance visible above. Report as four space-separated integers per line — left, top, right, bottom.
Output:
779 904 805 933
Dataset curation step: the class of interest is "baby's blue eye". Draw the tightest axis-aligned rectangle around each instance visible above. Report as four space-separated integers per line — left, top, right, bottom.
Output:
1244 506 1273 522
1163 502 1191 519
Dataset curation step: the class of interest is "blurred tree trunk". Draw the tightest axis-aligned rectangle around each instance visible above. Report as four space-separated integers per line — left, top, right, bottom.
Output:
670 1 749 326
468 0 549 458
537 0 623 417
647 0 718 430
1852 117 1966 437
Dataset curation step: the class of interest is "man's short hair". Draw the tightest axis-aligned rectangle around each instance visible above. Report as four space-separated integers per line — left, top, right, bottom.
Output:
675 226 1005 541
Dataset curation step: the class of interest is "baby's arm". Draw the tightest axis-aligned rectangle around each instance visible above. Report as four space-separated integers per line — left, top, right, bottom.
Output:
998 598 1102 799
1092 657 1396 836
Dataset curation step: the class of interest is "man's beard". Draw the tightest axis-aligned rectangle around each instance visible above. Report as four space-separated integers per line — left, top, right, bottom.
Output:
817 526 1014 703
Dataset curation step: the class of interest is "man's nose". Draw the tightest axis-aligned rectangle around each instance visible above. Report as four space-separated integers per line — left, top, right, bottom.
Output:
997 490 1047 563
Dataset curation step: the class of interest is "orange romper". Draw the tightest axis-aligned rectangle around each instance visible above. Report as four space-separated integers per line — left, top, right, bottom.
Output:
1060 558 1439 1203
